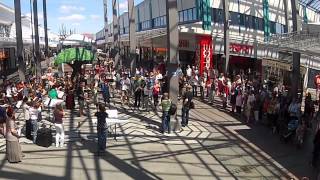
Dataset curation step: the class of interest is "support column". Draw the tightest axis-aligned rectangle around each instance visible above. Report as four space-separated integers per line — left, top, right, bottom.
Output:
103 0 108 51
222 0 230 74
166 0 179 131
33 0 41 78
14 0 25 81
291 0 301 100
128 0 136 75
112 0 120 69
283 0 289 33
43 0 48 57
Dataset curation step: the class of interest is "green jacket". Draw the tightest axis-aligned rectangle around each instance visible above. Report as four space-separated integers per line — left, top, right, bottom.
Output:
161 99 171 112
48 89 58 99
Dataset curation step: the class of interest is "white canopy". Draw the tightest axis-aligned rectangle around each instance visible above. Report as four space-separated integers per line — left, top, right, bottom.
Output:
65 34 92 43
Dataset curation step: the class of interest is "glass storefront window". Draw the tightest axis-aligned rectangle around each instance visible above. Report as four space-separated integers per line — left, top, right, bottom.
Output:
192 8 197 20
188 9 193 21
179 12 183 22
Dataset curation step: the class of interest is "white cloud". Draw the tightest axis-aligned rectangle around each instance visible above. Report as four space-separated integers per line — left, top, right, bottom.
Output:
59 5 85 14
90 15 101 21
25 12 44 21
58 14 86 21
119 0 128 11
71 23 80 26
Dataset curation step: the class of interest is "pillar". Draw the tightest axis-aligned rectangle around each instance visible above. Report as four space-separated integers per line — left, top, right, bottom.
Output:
33 0 41 78
223 0 230 74
14 0 25 81
112 0 120 68
43 0 48 57
291 0 301 100
283 0 289 33
128 0 136 74
166 0 179 131
103 0 108 51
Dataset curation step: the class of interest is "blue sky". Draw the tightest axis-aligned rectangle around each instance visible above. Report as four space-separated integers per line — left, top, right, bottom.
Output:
2 0 143 34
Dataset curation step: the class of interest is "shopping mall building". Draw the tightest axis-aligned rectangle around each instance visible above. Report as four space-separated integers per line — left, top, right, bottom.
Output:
96 0 320 88
0 2 59 76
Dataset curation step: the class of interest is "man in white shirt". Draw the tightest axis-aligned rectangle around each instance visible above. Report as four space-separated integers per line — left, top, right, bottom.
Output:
186 65 192 78
6 85 13 105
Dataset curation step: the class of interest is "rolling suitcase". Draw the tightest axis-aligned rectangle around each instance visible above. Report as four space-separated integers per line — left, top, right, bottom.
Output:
25 120 32 140
36 126 53 147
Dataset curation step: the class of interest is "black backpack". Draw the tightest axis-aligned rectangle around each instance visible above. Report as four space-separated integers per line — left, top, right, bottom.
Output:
169 103 177 115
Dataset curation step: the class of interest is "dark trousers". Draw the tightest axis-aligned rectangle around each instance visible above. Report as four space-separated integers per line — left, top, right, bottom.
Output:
31 119 38 144
134 90 141 107
236 106 241 114
200 86 204 99
192 86 197 97
97 128 107 151
153 94 159 107
181 107 190 126
162 111 171 133
313 146 320 167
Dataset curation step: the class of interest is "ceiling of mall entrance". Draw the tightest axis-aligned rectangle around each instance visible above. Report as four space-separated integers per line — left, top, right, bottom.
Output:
300 0 320 13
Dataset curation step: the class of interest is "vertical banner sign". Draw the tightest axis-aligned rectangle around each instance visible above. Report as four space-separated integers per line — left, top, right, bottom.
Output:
202 0 212 30
199 36 213 76
103 0 108 46
263 0 270 41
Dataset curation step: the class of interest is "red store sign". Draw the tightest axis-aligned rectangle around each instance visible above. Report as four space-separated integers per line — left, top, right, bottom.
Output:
230 43 253 54
199 36 213 77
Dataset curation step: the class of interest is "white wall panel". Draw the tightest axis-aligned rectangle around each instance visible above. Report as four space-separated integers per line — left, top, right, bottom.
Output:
151 0 160 19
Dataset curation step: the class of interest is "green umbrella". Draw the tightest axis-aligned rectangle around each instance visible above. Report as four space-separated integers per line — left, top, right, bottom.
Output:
54 47 96 66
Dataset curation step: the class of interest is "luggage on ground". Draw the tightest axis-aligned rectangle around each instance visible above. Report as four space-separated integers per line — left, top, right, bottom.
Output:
36 127 53 147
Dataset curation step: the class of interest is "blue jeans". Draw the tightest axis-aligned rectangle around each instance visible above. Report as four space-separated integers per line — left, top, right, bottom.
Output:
97 128 107 151
162 111 171 133
181 107 190 126
31 119 38 143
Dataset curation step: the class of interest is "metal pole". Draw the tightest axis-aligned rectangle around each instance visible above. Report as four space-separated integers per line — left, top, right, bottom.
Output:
33 0 41 78
166 0 179 131
128 0 136 75
112 0 119 69
223 0 230 74
43 0 49 57
290 0 301 100
14 0 26 81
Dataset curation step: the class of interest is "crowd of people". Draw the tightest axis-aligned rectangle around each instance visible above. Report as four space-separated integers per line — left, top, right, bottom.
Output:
1 60 320 170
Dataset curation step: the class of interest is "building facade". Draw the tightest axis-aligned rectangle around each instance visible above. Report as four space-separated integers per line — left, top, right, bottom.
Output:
0 2 59 76
96 0 320 82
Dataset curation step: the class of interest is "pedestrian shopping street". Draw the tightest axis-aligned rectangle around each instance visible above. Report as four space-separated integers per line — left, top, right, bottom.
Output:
0 96 314 180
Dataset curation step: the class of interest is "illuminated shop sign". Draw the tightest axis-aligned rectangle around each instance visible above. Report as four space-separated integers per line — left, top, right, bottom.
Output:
230 43 253 54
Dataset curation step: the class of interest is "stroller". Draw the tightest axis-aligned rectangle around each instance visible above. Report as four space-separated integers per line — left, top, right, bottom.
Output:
281 118 299 143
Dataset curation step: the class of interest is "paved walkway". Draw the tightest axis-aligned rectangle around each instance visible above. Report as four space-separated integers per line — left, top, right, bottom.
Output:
0 96 317 180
